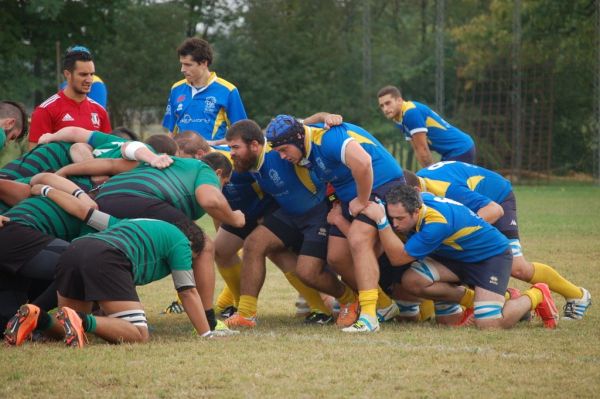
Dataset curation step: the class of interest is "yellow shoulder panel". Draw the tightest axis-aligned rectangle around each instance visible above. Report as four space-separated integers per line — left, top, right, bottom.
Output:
425 117 446 130
93 75 104 83
466 176 485 191
171 79 187 89
347 130 374 145
403 101 417 111
216 78 236 91
423 178 451 197
423 207 447 225
311 128 327 146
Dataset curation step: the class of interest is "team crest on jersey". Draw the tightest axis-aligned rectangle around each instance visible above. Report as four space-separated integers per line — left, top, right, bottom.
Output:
91 113 100 127
204 96 217 114
176 103 183 112
268 169 284 187
176 95 186 103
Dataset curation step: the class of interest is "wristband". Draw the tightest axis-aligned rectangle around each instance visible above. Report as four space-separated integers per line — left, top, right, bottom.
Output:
72 188 85 198
40 185 53 197
376 216 390 230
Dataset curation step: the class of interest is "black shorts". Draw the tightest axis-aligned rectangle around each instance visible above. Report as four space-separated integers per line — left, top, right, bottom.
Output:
494 192 519 240
0 223 54 274
432 249 513 296
378 254 411 296
221 203 279 240
96 194 203 249
262 201 329 260
443 145 476 164
56 238 139 302
329 177 406 237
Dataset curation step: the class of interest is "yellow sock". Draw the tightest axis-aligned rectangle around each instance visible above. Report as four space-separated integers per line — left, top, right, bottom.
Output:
419 300 435 321
238 295 258 318
358 289 378 319
217 262 242 305
215 285 236 312
530 262 582 299
337 284 357 305
523 287 543 311
284 272 331 315
376 286 393 309
459 287 475 308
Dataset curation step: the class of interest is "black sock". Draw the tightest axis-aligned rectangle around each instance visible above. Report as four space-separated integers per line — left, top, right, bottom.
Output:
37 311 52 331
77 311 89 330
205 308 216 330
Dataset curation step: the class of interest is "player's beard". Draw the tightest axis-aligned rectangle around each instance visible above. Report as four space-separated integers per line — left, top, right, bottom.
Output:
232 152 258 173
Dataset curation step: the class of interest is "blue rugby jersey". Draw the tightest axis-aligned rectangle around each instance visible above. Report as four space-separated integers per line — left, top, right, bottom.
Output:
250 144 325 215
416 161 512 212
304 122 403 202
404 192 509 262
214 147 275 220
162 73 247 141
394 101 474 160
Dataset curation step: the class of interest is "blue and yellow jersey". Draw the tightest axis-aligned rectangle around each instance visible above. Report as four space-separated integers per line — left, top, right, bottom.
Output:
213 146 275 220
394 101 474 159
61 75 107 108
405 193 509 262
251 144 325 215
416 161 512 212
162 72 247 141
305 122 403 202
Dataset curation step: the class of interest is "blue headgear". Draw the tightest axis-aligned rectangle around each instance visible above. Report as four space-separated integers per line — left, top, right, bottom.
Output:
265 115 306 154
66 45 91 55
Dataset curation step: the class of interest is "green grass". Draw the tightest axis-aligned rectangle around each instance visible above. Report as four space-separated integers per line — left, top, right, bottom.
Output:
2 185 600 398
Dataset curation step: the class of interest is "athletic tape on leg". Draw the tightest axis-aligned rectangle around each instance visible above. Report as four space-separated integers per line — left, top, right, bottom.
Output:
434 301 463 316
109 309 148 328
410 260 440 283
474 301 503 320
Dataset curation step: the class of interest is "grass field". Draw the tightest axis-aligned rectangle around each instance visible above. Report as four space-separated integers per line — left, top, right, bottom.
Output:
2 184 600 398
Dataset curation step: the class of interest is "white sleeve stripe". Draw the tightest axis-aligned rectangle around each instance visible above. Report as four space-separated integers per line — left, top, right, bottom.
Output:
409 127 428 135
340 137 354 165
39 94 60 108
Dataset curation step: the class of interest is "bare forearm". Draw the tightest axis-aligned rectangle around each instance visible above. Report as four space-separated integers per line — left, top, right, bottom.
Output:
379 228 415 266
0 180 30 206
179 288 210 335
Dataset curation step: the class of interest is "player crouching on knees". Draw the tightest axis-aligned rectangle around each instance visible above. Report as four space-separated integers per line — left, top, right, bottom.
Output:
360 184 559 330
4 184 235 347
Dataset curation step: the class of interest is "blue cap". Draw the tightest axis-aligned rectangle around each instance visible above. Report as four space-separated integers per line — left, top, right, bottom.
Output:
66 45 91 55
265 115 304 149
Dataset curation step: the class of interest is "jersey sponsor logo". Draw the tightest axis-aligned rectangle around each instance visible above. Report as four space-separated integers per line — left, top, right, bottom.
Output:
268 169 285 187
180 114 210 125
204 96 217 114
489 275 498 285
176 95 186 103
62 113 75 122
176 103 184 112
315 157 329 173
165 104 171 116
91 113 100 127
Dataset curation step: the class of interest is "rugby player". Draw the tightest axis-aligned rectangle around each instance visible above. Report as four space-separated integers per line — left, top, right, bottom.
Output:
377 85 475 167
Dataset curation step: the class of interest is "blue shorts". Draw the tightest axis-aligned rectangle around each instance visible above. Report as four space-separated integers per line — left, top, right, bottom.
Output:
262 200 329 260
443 145 476 164
378 254 410 296
329 177 406 237
432 248 512 296
493 192 519 240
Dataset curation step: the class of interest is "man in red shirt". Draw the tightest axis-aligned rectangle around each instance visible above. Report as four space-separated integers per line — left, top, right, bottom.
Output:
28 46 111 149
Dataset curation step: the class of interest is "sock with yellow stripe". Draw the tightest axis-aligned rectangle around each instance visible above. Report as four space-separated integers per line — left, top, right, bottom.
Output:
215 285 236 312
523 287 543 311
358 289 378 319
459 287 475 308
419 300 435 321
284 272 331 315
530 262 582 299
217 262 242 306
376 286 393 309
337 284 357 305
237 295 258 318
